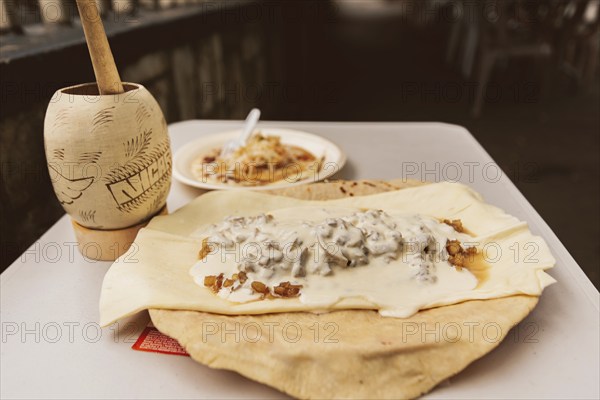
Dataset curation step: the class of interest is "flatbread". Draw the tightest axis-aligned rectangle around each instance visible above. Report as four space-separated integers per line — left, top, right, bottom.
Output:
149 180 542 399
100 181 554 325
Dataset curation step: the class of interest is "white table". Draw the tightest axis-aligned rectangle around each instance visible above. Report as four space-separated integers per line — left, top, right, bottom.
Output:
2 121 598 399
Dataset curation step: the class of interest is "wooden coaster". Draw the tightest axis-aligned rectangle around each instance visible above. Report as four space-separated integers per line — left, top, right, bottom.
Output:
71 205 168 261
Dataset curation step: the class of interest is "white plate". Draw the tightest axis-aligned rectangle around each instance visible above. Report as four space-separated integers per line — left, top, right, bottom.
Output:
172 128 346 190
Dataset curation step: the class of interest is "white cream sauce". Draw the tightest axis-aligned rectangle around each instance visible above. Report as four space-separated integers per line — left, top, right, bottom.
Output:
190 206 479 317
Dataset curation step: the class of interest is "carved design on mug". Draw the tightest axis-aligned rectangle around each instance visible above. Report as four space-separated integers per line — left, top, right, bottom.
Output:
78 151 102 164
49 163 95 205
53 148 65 160
124 128 152 158
48 149 102 205
104 129 171 213
148 187 168 215
135 103 151 126
79 209 97 224
52 107 73 133
91 106 115 135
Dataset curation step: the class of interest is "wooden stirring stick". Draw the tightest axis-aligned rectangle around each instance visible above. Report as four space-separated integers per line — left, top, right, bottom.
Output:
76 0 124 95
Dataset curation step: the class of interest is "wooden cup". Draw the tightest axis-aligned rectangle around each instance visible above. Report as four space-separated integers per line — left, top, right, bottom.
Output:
44 82 172 260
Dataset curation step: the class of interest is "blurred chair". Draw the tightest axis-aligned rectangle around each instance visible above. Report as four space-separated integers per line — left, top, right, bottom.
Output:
447 0 555 116
553 0 600 91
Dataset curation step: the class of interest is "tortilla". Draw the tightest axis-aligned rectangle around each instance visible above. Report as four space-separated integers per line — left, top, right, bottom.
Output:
147 180 548 399
99 181 554 325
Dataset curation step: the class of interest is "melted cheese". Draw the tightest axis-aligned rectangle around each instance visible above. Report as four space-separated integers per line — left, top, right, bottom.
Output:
190 207 480 317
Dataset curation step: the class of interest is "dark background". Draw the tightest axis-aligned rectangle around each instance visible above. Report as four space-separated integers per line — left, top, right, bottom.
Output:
1 0 598 287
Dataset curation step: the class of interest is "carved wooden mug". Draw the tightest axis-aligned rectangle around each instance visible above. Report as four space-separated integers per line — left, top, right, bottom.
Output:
44 82 172 259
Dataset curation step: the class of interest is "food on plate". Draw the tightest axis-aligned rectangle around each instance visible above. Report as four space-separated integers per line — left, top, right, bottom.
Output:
191 133 323 186
100 180 554 323
99 180 555 399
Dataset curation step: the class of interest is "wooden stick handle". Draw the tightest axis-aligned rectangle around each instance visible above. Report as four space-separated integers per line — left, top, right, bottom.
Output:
76 0 124 95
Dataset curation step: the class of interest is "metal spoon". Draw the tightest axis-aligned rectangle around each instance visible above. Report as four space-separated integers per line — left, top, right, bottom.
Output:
220 108 261 158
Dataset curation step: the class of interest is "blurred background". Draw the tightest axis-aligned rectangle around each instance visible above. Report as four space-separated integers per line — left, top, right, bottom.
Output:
1 0 598 287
